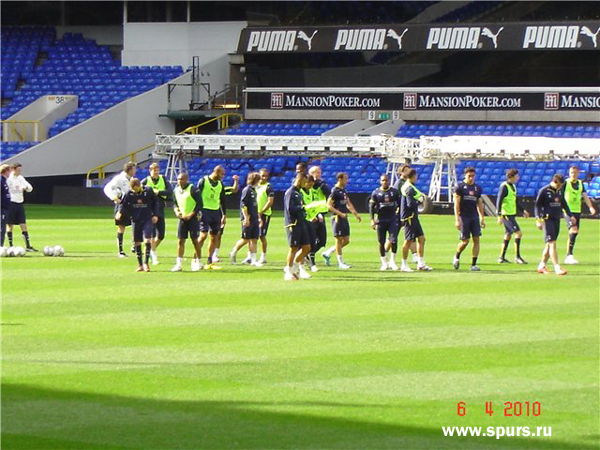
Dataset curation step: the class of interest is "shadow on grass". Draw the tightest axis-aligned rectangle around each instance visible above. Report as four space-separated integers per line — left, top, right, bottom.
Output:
2 383 595 450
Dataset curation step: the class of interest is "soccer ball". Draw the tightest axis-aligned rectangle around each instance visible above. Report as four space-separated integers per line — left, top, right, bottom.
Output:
6 246 16 257
0 247 7 257
53 245 65 257
13 246 26 257
43 246 55 256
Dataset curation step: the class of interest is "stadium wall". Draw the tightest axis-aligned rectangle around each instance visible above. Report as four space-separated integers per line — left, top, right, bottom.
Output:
122 21 247 94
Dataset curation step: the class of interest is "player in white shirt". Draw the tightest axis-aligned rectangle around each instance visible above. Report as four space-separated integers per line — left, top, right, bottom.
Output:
103 162 137 257
6 163 36 251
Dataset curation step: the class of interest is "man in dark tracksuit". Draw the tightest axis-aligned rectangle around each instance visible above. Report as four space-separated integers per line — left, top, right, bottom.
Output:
116 178 159 272
284 173 312 281
534 174 574 276
1 164 11 247
142 162 173 265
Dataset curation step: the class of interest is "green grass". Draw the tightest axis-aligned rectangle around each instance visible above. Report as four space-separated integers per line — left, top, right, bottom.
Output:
2 205 599 450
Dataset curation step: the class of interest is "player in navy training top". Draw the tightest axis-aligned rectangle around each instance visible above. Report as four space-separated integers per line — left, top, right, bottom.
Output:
453 167 486 271
534 174 574 276
400 168 433 272
0 164 11 247
369 174 400 271
322 172 362 269
230 172 263 267
283 173 311 280
116 178 158 272
389 164 417 260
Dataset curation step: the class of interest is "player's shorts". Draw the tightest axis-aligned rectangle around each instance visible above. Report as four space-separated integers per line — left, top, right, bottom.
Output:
286 221 310 247
132 219 153 242
332 215 350 237
404 216 424 241
241 220 260 240
459 216 481 240
200 208 222 235
377 218 399 244
113 203 131 227
501 215 520 235
177 216 200 239
152 215 166 240
543 218 560 243
7 202 26 225
260 214 271 237
565 212 580 230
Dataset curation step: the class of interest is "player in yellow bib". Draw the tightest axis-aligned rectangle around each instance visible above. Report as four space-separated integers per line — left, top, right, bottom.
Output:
563 166 597 264
495 168 529 264
196 165 227 270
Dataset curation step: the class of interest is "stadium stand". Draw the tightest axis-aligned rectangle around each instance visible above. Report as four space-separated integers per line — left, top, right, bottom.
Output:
176 155 600 198
1 26 184 156
396 123 600 139
226 123 339 136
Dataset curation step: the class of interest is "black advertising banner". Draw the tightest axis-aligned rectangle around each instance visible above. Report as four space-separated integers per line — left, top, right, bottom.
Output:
246 91 600 111
238 22 600 53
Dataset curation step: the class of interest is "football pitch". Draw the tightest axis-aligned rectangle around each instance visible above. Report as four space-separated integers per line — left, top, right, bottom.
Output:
2 204 599 450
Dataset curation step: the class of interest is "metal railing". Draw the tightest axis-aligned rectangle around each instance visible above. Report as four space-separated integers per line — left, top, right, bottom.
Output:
1 120 43 142
86 113 243 185
180 112 243 135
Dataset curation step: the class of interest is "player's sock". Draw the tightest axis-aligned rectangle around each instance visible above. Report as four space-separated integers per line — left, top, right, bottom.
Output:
402 258 408 266
554 264 563 274
7 231 13 246
309 253 316 266
389 252 396 264
136 245 143 265
537 261 545 271
260 252 267 263
250 252 257 264
214 247 220 258
471 256 478 266
207 255 213 264
568 233 577 255
117 232 124 253
501 239 509 258
336 254 343 265
144 243 151 264
515 238 522 258
418 256 424 266
292 262 299 274
323 246 335 257
22 231 31 248
380 256 387 264
176 257 183 266
391 243 398 254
